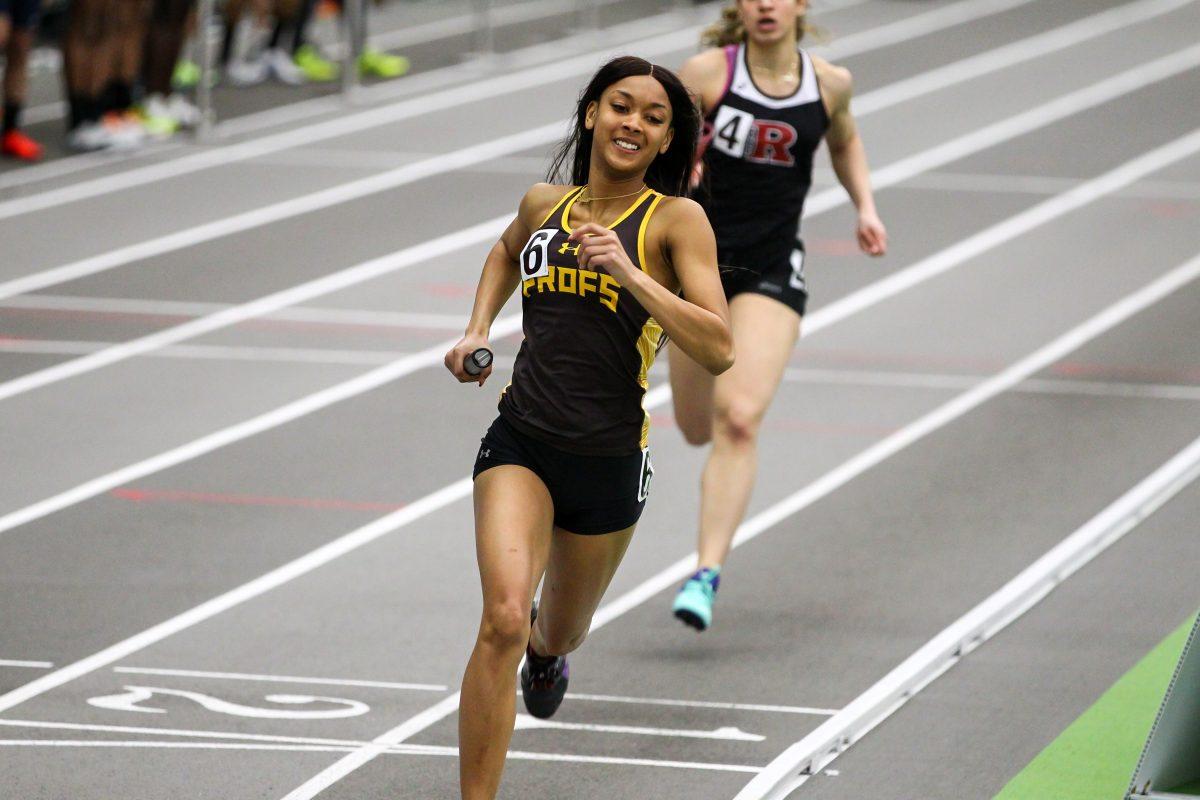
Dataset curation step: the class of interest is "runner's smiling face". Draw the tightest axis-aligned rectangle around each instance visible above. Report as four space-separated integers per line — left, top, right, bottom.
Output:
739 0 806 47
584 76 675 177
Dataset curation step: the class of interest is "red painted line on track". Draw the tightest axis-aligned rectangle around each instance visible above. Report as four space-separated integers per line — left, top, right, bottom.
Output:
111 488 405 512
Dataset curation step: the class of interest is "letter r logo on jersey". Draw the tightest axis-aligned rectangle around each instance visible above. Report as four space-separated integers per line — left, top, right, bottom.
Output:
747 120 798 166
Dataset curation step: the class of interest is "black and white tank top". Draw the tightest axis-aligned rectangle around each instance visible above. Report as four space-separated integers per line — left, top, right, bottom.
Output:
693 43 830 253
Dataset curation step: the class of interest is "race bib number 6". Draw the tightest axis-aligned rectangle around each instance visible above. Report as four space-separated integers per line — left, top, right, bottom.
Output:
520 228 557 280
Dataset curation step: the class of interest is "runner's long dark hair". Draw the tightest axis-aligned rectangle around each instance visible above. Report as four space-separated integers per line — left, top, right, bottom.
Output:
546 56 700 197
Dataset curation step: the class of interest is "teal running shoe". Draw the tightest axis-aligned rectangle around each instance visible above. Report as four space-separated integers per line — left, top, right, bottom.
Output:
672 567 720 631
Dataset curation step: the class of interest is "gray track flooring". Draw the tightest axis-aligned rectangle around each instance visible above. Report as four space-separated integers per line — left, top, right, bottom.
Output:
1 0 1199 798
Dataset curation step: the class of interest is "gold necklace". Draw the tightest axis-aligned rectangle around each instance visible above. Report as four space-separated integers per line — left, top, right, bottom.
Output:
749 59 799 82
576 184 646 204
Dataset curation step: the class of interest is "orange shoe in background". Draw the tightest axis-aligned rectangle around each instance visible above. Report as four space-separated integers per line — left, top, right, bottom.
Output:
1 129 44 162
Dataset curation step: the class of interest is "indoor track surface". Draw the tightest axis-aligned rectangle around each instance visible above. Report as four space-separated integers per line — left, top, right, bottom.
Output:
1 0 1199 798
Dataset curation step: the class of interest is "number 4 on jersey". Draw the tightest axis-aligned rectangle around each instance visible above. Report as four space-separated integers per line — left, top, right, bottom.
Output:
711 106 754 158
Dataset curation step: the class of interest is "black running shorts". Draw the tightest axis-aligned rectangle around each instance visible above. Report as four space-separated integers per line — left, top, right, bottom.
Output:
719 237 808 316
472 415 653 535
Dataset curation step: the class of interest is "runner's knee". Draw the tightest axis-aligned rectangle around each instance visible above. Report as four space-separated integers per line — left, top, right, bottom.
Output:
478 598 531 653
714 395 764 445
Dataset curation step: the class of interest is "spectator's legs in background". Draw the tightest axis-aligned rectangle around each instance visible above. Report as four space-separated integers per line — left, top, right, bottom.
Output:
142 0 200 134
357 1 408 79
291 0 336 82
64 0 134 151
1 0 45 161
171 7 201 89
264 0 306 84
221 0 271 86
105 0 149 117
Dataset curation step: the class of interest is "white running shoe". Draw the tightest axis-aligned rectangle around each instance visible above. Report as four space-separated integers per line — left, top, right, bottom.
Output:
140 94 180 138
102 113 149 151
266 48 306 85
225 55 269 87
165 93 202 129
66 121 115 152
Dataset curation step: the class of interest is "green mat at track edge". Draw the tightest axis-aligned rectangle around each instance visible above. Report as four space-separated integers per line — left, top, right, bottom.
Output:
993 615 1198 800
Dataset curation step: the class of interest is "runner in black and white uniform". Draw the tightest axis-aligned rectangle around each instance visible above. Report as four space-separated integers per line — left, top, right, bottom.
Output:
669 0 888 632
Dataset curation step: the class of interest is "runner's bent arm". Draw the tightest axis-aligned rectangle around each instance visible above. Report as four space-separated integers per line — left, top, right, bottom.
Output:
570 199 733 375
445 183 564 384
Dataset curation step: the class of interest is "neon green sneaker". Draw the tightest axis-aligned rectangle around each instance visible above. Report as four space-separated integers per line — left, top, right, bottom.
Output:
137 95 180 138
172 59 201 89
294 44 339 82
358 49 409 79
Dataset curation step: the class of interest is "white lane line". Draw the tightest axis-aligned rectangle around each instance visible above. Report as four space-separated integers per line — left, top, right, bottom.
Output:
0 123 556 304
273 148 1200 800
559 692 839 716
0 294 471 331
0 740 363 752
0 719 763 772
0 660 53 669
0 112 1196 734
0 0 902 219
4 34 1196 408
0 313 519 539
0 738 759 773
11 0 644 123
805 41 1200 217
0 0 735 195
780 368 1200 401
0 1 708 218
0 215 510 402
737 436 1200 799
514 714 766 741
0 0 1042 301
10 333 1200 401
1016 377 1200 400
112 666 446 692
851 0 1197 117
501 750 761 773
824 168 1200 199
0 339 407 367
0 718 451 751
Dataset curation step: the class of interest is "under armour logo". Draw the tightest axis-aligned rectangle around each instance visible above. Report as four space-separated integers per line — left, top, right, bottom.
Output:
480 448 491 459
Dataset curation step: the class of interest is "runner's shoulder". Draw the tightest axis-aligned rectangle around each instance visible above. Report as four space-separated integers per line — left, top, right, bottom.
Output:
519 183 577 227
680 48 732 100
648 195 710 242
811 54 853 101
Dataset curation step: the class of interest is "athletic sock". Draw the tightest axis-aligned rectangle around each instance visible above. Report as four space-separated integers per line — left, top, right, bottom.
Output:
102 80 134 114
2 102 21 133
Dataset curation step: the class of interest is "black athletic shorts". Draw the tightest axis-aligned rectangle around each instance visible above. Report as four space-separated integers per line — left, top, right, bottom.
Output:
0 0 42 28
472 414 653 535
718 237 808 316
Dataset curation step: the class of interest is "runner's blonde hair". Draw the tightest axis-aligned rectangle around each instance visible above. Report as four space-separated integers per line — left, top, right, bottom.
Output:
700 1 822 48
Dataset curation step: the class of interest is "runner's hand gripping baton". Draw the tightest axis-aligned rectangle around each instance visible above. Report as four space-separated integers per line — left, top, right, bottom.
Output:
463 348 493 376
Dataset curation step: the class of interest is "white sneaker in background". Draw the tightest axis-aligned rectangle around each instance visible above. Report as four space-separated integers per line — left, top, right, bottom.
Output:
266 48 307 85
166 93 202 129
102 113 149 151
140 94 180 138
66 121 114 152
226 55 269 87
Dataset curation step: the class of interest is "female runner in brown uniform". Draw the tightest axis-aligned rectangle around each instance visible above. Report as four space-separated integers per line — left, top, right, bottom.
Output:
669 0 888 631
444 56 734 800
